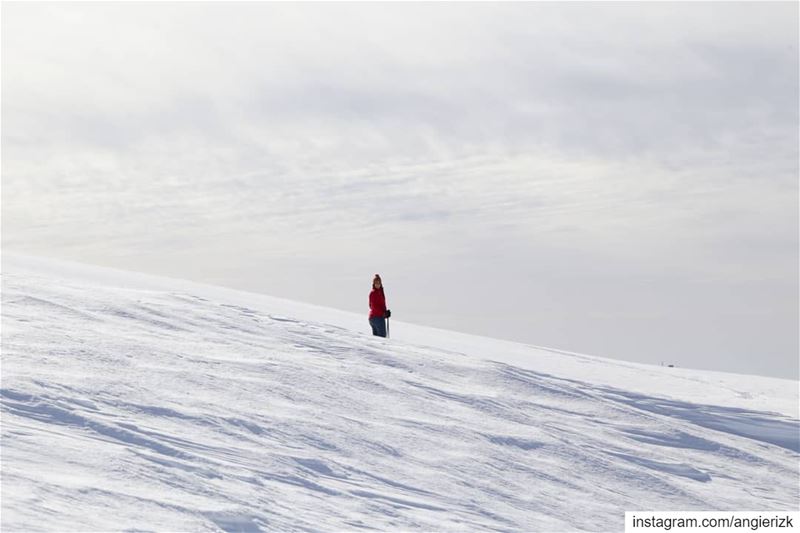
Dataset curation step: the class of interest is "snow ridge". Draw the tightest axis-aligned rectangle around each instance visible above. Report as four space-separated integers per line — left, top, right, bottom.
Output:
1 257 798 531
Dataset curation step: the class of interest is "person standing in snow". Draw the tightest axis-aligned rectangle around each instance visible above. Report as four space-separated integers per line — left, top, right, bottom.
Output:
369 274 391 337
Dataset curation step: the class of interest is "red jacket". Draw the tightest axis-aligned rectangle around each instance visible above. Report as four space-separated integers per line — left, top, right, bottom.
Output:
369 288 386 318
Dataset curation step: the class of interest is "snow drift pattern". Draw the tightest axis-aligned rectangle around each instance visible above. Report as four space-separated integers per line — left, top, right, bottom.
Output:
1 257 798 532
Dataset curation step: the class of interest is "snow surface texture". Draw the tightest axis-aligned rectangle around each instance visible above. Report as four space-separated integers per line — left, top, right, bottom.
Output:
2 253 798 532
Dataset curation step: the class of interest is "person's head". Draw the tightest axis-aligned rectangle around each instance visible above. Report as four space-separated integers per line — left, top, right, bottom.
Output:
373 274 382 289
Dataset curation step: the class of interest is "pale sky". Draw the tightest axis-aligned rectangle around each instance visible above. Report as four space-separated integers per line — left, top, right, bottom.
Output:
2 2 798 379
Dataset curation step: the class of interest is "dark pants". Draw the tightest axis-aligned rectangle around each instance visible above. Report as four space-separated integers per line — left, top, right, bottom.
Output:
369 317 386 337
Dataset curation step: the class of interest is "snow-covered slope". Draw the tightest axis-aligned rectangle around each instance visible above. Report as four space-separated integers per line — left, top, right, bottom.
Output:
2 253 798 532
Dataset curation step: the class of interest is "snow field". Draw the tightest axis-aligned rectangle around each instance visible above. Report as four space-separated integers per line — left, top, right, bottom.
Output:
1 255 798 531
